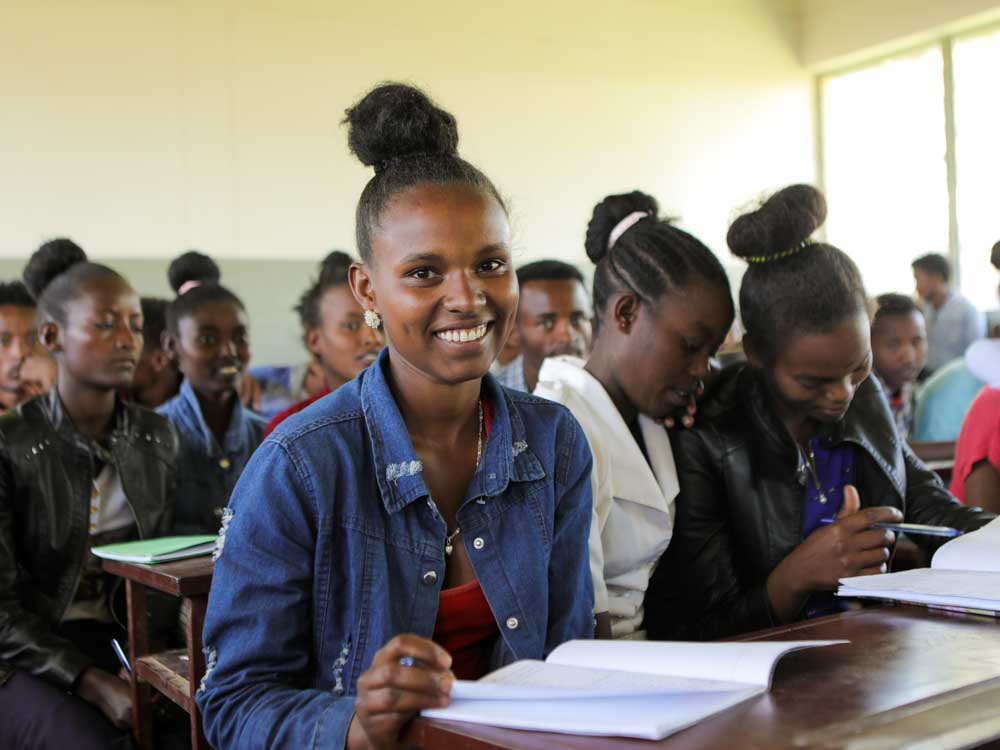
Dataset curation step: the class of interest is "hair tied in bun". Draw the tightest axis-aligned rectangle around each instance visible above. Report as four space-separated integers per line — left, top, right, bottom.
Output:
607 211 650 251
745 240 809 266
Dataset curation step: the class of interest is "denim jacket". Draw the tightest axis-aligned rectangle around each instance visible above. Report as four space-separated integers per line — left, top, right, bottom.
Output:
196 350 594 749
157 379 266 535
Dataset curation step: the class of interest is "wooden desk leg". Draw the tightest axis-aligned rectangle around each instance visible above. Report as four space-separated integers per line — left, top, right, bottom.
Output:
186 595 209 749
126 580 155 750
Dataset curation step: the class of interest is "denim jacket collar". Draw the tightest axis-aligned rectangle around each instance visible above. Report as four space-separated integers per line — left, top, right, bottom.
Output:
177 378 248 457
362 349 544 515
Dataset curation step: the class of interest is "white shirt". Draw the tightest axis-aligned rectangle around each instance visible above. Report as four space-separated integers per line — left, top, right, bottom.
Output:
534 356 677 639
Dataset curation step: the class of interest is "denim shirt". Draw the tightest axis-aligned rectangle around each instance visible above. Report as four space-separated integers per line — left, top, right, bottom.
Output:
156 379 266 534
196 349 594 750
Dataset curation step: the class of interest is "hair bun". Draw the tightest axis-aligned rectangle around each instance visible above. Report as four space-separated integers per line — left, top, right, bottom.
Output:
168 250 221 294
22 238 88 299
584 191 658 264
727 184 827 262
344 83 459 170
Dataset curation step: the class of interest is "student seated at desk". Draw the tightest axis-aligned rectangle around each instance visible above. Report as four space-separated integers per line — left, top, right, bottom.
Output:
644 185 995 642
126 297 181 409
196 82 595 750
870 293 927 439
950 338 1000 513
264 250 383 435
158 280 265 534
534 190 733 639
0 243 178 749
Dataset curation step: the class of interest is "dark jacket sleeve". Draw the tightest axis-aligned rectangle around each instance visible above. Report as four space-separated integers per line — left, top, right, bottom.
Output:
900 441 995 546
645 427 776 641
0 447 92 690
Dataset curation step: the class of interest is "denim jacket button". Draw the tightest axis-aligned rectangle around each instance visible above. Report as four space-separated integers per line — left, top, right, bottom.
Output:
422 570 438 586
473 537 485 550
505 617 519 630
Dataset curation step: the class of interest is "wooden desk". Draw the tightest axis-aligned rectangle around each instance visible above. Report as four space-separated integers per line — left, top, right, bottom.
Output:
405 607 1000 750
102 555 214 750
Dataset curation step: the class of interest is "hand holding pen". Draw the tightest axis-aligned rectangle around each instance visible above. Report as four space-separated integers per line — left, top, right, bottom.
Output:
348 634 453 750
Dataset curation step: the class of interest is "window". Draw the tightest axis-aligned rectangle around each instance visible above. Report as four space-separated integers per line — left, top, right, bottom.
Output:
820 47 949 299
819 23 1000 310
953 26 1000 310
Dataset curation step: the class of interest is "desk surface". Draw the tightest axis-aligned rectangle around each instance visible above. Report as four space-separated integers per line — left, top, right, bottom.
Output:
101 555 214 596
406 607 1000 750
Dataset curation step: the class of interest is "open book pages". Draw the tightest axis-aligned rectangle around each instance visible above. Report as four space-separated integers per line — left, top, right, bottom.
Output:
837 517 1000 611
422 640 845 740
931 516 1000 572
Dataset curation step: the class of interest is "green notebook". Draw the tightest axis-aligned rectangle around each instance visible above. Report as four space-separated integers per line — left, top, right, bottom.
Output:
92 535 217 564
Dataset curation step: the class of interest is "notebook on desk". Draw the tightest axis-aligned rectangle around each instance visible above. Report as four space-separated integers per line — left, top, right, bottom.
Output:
422 639 845 740
837 517 1000 614
92 535 217 564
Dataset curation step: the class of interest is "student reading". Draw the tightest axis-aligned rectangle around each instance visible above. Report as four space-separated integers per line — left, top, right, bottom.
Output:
644 184 995 641
0 243 178 748
534 191 733 639
196 82 595 750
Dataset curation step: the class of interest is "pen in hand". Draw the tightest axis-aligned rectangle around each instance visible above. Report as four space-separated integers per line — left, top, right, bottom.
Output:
819 518 962 538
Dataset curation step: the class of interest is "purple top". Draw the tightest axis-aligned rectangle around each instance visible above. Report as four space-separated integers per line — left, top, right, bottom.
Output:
802 437 854 618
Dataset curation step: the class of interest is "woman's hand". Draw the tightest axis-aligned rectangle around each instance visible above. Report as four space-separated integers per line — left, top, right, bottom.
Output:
76 666 133 730
767 485 902 622
664 380 705 430
347 635 453 750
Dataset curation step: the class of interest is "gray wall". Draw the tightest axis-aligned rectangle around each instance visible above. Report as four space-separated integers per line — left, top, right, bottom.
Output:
0 257 322 367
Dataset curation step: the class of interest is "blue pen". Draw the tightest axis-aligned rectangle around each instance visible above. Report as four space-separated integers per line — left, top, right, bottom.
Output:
111 638 131 675
819 518 963 538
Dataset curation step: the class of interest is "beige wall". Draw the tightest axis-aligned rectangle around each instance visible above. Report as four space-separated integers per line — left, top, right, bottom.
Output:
1 0 813 271
800 0 1000 69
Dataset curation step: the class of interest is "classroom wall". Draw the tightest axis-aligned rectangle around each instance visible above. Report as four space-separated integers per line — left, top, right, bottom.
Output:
799 0 1000 69
0 0 815 364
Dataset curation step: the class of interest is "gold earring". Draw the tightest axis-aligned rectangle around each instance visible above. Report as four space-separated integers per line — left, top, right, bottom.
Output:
364 310 382 330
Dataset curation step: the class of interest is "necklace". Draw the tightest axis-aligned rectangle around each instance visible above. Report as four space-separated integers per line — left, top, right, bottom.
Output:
803 445 829 505
444 400 484 556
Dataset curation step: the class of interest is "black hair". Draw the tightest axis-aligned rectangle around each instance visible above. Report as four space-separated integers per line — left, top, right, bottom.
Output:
911 253 951 283
294 250 354 333
22 240 126 325
516 260 585 288
343 82 506 261
0 281 36 309
872 293 921 331
141 297 169 352
991 241 1000 271
165 284 245 336
168 250 221 294
584 190 732 332
728 184 868 363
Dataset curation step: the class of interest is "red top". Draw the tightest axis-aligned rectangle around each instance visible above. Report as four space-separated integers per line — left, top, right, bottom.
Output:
432 397 497 680
432 579 498 680
950 386 998 502
264 388 331 437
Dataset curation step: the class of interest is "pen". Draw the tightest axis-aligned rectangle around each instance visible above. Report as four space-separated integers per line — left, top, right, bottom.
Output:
818 518 963 538
111 638 131 675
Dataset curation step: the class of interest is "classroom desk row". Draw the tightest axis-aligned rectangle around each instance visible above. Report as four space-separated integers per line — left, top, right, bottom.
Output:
105 557 1000 750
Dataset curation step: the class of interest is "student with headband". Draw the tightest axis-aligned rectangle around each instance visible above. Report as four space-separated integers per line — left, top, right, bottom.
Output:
535 191 733 639
196 83 594 750
644 184 995 641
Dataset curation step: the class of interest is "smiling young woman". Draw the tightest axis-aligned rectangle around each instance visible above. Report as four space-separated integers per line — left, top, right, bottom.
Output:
196 83 595 750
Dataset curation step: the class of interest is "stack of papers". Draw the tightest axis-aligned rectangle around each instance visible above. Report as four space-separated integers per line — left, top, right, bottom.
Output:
423 639 845 740
838 517 1000 614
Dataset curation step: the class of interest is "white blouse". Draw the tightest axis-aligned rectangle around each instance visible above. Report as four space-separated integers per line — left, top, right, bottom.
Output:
534 356 676 638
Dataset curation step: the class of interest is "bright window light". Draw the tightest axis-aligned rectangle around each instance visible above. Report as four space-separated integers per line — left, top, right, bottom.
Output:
953 27 1000 311
821 47 949 299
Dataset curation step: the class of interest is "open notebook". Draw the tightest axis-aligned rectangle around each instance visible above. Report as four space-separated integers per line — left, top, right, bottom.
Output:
837 517 1000 614
422 639 844 740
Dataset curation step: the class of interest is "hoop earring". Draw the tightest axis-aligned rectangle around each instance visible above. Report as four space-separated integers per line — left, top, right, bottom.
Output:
364 309 382 330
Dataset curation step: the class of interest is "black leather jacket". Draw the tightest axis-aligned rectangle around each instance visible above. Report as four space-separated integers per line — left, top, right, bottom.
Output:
0 391 177 689
644 365 995 641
